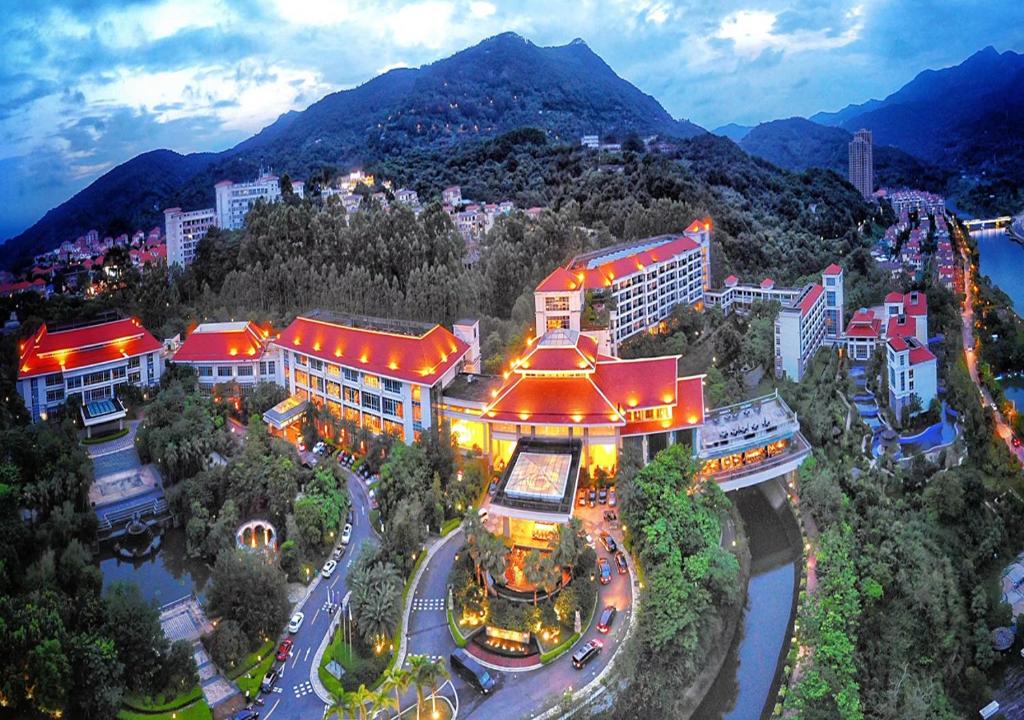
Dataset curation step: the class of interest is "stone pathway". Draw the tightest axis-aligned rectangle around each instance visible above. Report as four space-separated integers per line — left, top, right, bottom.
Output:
159 596 240 711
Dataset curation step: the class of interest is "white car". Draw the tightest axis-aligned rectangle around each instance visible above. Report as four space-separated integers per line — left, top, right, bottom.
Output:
340 523 353 545
321 560 337 578
288 612 304 634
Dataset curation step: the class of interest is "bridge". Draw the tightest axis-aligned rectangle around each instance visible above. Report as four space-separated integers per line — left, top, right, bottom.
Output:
964 216 1012 230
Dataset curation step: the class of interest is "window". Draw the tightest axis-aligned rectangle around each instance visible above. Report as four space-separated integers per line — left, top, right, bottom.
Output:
545 296 570 312
217 366 233 377
314 376 325 392
326 363 340 377
83 370 111 386
46 388 64 403
344 387 360 404
361 392 381 411
237 365 254 377
66 376 82 389
198 366 213 377
382 398 403 418
547 317 569 331
294 353 308 366
310 358 324 372
112 366 127 380
327 381 341 398
45 374 64 387
363 374 380 389
260 361 276 375
343 368 359 383
382 378 402 395
294 370 309 387
128 372 141 384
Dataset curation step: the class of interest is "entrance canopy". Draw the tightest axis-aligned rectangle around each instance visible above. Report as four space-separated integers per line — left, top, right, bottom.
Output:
263 395 308 430
490 439 581 523
81 397 127 428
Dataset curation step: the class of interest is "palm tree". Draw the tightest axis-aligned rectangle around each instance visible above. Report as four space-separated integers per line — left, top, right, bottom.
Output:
381 666 412 718
523 549 546 606
551 521 581 575
463 511 485 585
351 683 377 720
479 533 508 596
324 688 361 720
540 554 561 600
369 684 399 719
418 657 450 720
406 654 432 719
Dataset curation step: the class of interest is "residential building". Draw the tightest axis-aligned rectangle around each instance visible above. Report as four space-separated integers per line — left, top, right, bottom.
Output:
165 207 216 267
849 128 874 200
266 315 472 445
844 290 928 361
172 322 281 389
215 172 304 231
705 276 801 313
883 188 946 216
17 317 163 421
442 186 463 207
532 220 712 353
774 283 828 381
821 263 845 342
580 135 599 148
887 335 937 417
884 290 928 343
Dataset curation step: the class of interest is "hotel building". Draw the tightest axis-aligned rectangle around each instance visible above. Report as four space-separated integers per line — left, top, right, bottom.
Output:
844 291 928 362
165 207 217 267
215 173 305 231
887 335 937 417
775 283 828 382
533 220 711 354
171 322 282 389
17 317 163 421
264 315 473 445
849 129 874 200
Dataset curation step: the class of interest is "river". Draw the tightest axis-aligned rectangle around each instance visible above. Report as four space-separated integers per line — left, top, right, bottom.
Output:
696 481 802 720
974 228 1024 409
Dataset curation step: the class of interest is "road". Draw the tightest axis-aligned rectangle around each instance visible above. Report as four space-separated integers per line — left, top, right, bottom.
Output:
254 465 377 720
957 226 1024 464
404 500 635 720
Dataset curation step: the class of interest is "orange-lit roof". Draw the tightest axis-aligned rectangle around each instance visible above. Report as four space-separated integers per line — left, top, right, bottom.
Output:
275 317 468 385
484 375 621 425
535 267 581 293
576 235 700 289
621 377 705 436
516 332 599 373
592 356 680 411
174 321 271 363
18 317 162 379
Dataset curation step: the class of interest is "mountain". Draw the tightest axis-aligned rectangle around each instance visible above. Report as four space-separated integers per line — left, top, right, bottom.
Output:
1 32 704 269
810 46 1024 177
738 117 949 189
712 123 753 143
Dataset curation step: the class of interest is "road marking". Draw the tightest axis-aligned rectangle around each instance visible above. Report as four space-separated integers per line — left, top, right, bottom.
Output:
304 646 311 661
272 686 283 694
293 680 314 698
264 698 280 719
291 652 300 668
312 607 321 625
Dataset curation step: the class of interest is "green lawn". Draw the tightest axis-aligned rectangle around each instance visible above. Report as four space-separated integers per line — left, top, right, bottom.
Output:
117 700 212 720
230 640 276 699
122 686 204 713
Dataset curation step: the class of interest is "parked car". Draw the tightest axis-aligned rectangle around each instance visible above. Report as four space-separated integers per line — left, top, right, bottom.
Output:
603 510 617 522
287 612 304 634
450 649 496 694
231 709 260 720
260 669 277 692
585 533 594 548
598 488 608 505
614 551 628 575
312 441 326 455
340 523 353 545
488 481 498 495
332 544 346 561
321 560 337 578
276 639 293 662
596 605 617 634
571 639 603 669
599 533 617 553
609 487 617 506
346 509 355 525
598 558 612 585
588 489 597 507
578 490 587 507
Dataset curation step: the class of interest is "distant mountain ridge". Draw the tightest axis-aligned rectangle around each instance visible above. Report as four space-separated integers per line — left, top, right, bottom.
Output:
1 32 705 269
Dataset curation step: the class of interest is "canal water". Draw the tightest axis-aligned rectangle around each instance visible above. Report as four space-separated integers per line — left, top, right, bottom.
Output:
696 481 802 720
100 527 211 605
974 228 1024 407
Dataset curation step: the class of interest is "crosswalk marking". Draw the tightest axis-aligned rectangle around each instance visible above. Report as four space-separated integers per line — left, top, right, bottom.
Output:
411 597 445 611
404 654 443 666
293 680 314 698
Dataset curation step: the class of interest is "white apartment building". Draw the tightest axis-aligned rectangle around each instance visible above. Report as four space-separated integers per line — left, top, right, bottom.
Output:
887 335 937 417
533 221 712 353
775 284 828 382
17 317 163 421
164 207 217 267
215 173 304 231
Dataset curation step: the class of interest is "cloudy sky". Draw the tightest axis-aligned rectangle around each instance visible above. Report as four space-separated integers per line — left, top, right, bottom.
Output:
2 0 1022 241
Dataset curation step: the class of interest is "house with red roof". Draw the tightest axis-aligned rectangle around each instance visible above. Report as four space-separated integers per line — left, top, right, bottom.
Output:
884 290 928 343
887 335 937 418
268 315 473 445
16 317 163 421
172 322 280 389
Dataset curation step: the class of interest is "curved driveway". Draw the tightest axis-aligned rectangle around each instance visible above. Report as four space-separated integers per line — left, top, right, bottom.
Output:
404 503 635 719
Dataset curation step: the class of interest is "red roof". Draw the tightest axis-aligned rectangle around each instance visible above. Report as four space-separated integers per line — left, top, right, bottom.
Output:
18 317 162 379
535 267 581 293
822 263 843 276
760 278 775 289
575 235 700 289
724 274 738 287
887 336 909 352
174 322 270 363
622 377 705 436
909 345 935 365
845 310 881 338
798 285 824 317
592 356 680 411
275 317 468 385
484 375 620 425
903 291 927 316
884 291 903 303
517 333 599 373
885 315 917 340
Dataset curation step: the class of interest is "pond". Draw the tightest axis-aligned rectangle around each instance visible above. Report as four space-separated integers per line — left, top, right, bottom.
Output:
100 526 211 606
695 481 802 720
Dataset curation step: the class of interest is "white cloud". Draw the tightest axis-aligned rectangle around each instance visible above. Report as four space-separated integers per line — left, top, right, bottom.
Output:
714 5 865 59
390 1 457 48
97 0 236 48
469 1 496 18
271 0 352 26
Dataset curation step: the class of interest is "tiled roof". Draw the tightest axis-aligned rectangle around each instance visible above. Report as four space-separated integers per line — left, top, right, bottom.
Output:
484 375 620 425
798 285 824 316
760 278 775 289
909 345 936 365
18 317 162 379
174 321 271 363
275 317 468 385
517 332 599 373
576 235 700 289
592 356 680 411
886 315 917 340
622 377 705 436
822 263 843 276
535 267 581 293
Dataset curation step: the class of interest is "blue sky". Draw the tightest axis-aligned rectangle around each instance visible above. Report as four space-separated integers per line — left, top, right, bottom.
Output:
2 0 1023 241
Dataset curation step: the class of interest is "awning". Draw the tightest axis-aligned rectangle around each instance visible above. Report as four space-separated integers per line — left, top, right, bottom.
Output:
80 397 127 428
262 396 309 430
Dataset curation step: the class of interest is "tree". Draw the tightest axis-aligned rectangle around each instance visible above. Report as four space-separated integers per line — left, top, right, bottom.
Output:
207 549 290 643
382 666 413 717
523 549 546 606
159 639 198 695
103 581 169 694
67 633 124 720
479 533 508 596
386 497 427 574
408 655 450 719
349 551 403 650
208 619 249 669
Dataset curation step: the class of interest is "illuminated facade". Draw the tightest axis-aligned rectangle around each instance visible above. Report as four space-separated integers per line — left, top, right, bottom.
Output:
442 328 705 471
17 317 163 421
171 321 282 388
270 316 470 445
164 207 216 267
533 220 712 354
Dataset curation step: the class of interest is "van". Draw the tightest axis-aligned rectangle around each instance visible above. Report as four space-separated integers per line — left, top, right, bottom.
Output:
449 649 496 694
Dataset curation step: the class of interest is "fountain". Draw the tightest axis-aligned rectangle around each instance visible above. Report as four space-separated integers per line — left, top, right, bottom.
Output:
113 511 162 560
